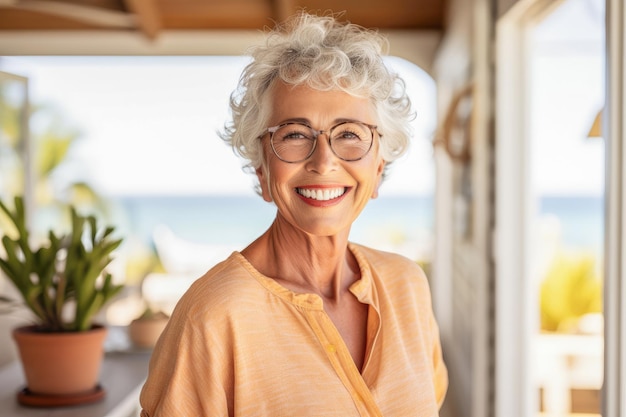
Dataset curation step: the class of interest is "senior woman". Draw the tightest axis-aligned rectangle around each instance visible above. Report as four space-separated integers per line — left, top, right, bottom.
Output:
140 12 447 417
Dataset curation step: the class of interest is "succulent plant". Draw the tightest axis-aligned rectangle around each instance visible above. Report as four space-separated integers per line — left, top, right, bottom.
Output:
0 196 124 332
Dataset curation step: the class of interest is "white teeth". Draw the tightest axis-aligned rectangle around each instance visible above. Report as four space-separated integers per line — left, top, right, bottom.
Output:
297 187 345 201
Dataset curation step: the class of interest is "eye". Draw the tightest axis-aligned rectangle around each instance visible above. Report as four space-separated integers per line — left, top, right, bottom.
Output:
277 124 313 141
337 131 361 140
282 131 308 140
332 124 367 141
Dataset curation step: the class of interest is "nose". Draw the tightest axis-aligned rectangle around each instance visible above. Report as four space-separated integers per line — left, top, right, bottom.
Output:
306 132 338 173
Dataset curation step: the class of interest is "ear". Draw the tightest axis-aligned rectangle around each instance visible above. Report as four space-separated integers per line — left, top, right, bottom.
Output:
371 159 386 199
256 165 273 202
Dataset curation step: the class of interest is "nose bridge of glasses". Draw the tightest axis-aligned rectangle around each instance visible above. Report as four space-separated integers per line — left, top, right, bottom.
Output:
311 127 330 141
310 128 333 156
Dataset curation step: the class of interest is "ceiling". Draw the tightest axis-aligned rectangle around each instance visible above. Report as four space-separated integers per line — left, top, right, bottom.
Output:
0 0 446 39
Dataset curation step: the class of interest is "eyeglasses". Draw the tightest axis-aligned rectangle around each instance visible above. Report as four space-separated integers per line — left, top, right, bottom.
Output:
262 121 378 163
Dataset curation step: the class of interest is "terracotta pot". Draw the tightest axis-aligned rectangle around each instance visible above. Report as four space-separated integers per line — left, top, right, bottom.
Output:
12 325 107 395
128 315 169 348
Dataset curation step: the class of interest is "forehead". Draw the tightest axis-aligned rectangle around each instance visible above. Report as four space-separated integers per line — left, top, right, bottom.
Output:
268 82 376 125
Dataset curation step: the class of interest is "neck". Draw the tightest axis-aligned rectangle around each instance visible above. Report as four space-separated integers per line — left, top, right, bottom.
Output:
242 217 359 300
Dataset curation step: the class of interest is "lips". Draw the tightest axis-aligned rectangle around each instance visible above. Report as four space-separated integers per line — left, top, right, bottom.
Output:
296 187 346 201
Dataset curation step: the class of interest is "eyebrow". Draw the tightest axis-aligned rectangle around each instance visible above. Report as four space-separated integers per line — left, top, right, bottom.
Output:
275 117 364 127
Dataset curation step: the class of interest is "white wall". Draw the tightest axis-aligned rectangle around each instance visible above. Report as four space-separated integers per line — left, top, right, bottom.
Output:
432 0 495 416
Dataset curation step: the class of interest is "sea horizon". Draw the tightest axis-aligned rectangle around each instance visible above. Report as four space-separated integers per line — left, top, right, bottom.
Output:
104 193 604 261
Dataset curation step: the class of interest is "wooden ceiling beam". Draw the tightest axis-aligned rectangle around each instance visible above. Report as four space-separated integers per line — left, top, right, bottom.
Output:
123 0 161 39
301 0 444 30
271 0 298 25
0 0 445 32
158 0 274 30
1 0 135 28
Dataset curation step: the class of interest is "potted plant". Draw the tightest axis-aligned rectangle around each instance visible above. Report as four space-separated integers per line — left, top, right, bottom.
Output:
0 196 124 406
128 306 170 349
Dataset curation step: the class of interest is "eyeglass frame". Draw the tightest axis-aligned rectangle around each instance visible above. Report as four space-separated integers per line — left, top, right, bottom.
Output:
260 120 380 163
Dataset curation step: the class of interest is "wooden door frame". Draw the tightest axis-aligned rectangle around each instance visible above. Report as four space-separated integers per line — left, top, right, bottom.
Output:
494 1 564 416
604 0 626 414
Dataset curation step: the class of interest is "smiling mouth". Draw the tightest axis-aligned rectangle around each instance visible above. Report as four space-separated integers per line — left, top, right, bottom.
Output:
296 187 347 201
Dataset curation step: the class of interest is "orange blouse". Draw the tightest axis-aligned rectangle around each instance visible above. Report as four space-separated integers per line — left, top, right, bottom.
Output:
140 243 447 416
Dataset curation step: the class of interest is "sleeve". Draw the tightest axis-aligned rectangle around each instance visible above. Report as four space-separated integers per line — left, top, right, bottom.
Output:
412 261 449 409
429 309 448 409
139 296 233 417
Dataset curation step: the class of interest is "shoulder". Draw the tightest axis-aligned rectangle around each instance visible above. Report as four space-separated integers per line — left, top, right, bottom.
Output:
350 242 425 277
172 252 265 321
350 242 432 300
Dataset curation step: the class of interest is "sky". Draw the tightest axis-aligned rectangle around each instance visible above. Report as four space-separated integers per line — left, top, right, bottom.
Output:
528 0 605 197
1 55 437 197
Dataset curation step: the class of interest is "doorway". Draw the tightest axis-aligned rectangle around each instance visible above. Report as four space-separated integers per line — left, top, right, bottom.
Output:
496 0 605 415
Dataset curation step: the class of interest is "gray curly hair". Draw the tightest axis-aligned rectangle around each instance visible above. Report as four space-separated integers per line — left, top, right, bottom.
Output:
220 12 413 181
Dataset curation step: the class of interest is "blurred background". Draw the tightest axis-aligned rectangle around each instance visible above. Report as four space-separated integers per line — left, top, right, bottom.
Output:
0 0 618 416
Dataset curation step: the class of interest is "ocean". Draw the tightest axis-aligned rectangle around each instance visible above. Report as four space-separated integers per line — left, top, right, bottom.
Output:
540 195 604 253
109 194 604 262
112 194 434 261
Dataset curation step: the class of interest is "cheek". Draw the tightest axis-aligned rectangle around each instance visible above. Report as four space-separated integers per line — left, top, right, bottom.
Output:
359 155 385 192
256 154 296 203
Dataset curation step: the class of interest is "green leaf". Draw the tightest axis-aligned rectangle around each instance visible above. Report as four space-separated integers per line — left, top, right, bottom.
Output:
36 134 73 177
0 195 125 332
